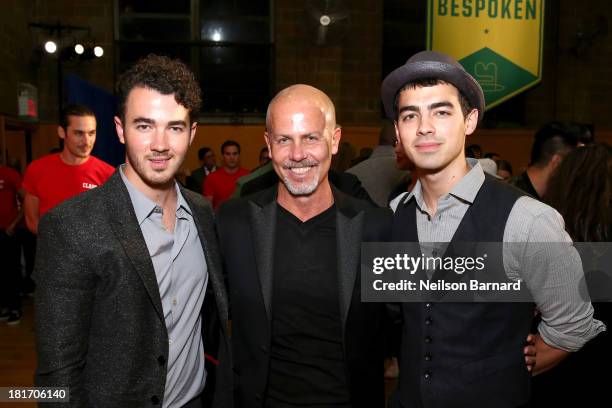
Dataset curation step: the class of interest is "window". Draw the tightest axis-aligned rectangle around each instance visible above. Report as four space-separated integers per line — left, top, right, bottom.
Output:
114 0 272 119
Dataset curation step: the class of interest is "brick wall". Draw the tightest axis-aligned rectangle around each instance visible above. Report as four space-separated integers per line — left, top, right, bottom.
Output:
0 0 35 117
3 0 611 129
523 1 612 128
274 0 383 126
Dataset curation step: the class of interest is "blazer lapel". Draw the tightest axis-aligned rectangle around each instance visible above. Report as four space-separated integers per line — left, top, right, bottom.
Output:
335 190 364 340
248 194 277 326
104 173 165 321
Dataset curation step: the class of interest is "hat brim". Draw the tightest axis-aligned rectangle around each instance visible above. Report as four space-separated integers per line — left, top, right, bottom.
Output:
381 60 485 122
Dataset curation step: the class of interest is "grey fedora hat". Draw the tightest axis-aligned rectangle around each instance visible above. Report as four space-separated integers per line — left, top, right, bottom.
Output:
381 50 485 122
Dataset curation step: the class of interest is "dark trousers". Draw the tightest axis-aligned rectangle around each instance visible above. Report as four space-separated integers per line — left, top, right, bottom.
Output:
0 230 22 311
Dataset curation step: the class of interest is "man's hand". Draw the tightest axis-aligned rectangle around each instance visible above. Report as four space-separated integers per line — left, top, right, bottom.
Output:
532 333 570 376
524 334 536 373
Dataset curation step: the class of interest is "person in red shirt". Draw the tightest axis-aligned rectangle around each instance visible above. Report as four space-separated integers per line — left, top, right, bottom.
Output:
23 104 115 233
203 140 249 208
0 164 25 324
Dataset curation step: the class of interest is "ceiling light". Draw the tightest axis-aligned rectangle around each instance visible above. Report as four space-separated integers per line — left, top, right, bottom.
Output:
44 40 57 53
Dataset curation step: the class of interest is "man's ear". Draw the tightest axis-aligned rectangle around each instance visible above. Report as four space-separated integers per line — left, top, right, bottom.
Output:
549 153 563 171
331 126 342 155
189 122 197 145
264 131 273 159
57 126 66 140
114 116 126 145
465 109 479 136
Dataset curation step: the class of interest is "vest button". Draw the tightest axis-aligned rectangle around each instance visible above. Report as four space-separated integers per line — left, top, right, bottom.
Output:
425 303 431 308
424 336 432 343
157 355 166 366
425 317 433 325
424 370 432 379
151 395 160 405
424 353 432 361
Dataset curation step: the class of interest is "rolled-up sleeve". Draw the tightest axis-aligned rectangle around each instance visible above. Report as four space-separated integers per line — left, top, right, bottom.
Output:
504 196 606 352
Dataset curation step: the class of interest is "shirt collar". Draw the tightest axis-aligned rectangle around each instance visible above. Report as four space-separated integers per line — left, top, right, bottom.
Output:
119 165 191 225
404 158 485 210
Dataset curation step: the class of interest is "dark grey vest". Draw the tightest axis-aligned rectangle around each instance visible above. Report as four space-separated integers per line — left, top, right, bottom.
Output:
392 176 534 408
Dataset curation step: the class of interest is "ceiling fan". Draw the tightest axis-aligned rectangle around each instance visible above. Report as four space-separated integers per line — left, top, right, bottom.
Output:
305 0 349 46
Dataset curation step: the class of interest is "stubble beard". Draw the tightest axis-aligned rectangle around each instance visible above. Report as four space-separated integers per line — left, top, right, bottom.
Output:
280 159 321 196
128 149 179 188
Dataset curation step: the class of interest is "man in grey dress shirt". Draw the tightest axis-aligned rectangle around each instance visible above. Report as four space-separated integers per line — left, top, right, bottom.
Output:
34 55 231 407
381 51 604 408
346 120 410 207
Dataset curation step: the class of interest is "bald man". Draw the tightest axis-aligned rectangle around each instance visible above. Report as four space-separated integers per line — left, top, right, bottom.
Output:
217 85 392 408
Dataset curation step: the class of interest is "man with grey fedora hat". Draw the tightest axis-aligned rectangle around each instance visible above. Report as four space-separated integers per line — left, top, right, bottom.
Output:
383 50 604 408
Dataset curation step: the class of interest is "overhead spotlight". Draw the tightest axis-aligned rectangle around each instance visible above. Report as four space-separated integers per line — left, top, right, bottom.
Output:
74 43 84 55
44 40 57 54
93 45 103 57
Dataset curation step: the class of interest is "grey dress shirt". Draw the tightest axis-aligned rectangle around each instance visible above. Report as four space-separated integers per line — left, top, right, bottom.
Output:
347 145 410 207
120 167 208 408
394 159 605 352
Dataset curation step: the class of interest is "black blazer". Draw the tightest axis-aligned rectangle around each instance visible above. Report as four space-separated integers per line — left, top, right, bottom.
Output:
34 171 232 408
217 185 392 408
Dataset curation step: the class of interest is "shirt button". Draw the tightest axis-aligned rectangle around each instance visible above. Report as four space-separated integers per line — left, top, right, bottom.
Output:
424 336 432 344
424 353 432 361
172 297 177 306
169 339 173 345
425 303 431 308
425 317 433 325
424 370 432 379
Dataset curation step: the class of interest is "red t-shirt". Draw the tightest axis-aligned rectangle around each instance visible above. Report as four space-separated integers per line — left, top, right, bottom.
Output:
0 166 22 229
23 153 115 216
203 167 250 209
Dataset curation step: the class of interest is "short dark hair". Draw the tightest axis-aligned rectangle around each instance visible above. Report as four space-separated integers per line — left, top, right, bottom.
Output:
567 123 595 145
496 159 513 175
60 104 95 130
198 147 212 160
530 122 577 167
221 140 240 154
466 144 482 158
117 54 202 122
393 78 472 119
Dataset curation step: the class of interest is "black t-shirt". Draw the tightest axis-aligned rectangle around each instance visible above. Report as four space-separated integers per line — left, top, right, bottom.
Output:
266 204 351 407
508 171 540 200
